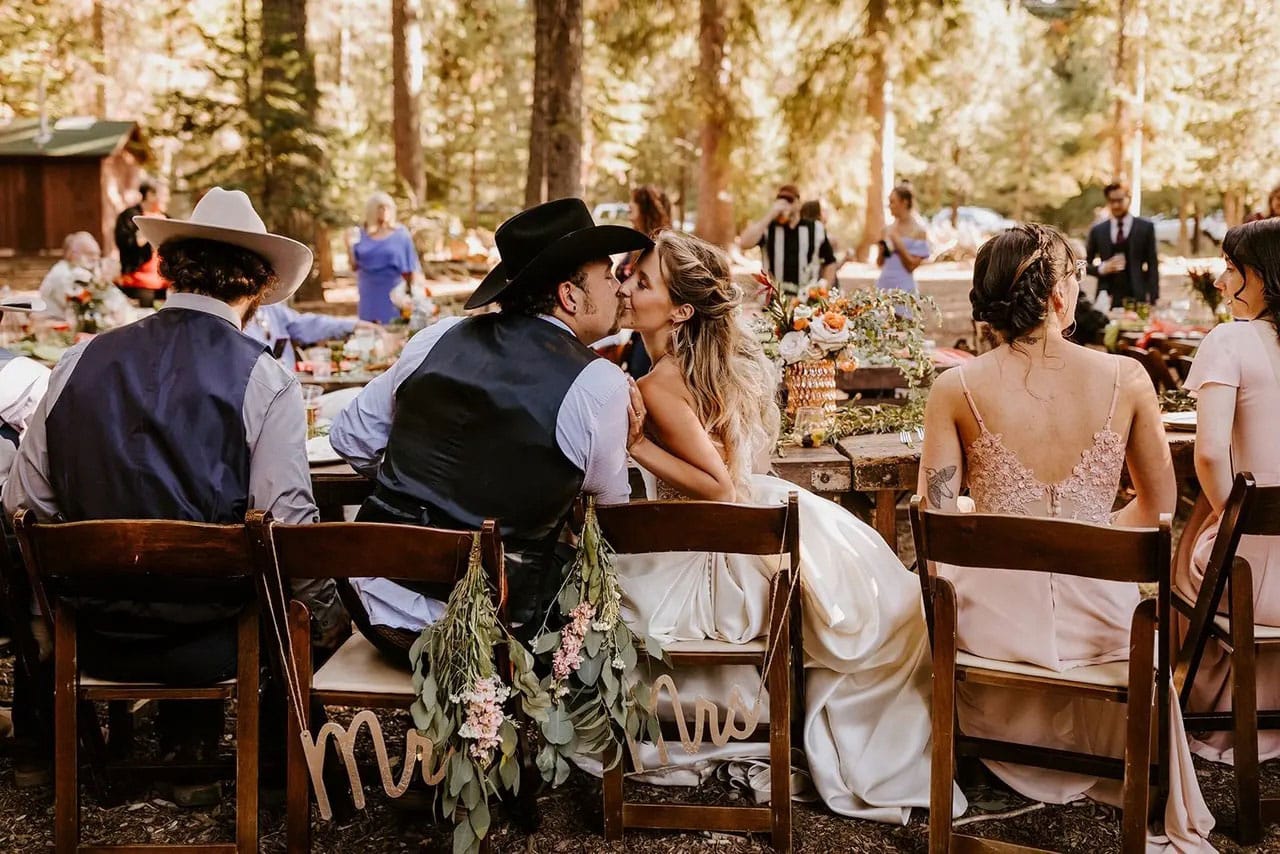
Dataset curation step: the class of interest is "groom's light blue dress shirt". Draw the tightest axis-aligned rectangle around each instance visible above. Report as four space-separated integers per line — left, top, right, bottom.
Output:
330 313 632 630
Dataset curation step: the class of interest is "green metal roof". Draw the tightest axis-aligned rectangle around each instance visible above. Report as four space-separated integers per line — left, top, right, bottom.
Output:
0 118 138 158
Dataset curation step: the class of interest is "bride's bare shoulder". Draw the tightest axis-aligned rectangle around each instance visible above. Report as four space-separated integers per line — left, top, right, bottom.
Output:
637 359 695 414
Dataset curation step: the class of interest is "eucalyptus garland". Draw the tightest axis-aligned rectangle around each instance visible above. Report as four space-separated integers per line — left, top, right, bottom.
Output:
530 498 662 783
409 534 550 854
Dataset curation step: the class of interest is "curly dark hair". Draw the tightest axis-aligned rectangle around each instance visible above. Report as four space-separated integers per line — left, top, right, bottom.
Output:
630 186 672 237
158 238 279 302
497 266 589 316
970 223 1075 343
1222 218 1280 342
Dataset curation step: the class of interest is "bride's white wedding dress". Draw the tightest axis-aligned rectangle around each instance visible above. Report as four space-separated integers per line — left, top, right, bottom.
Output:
598 468 965 824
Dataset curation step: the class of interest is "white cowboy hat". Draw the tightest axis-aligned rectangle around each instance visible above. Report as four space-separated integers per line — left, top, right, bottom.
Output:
133 187 313 305
0 296 45 314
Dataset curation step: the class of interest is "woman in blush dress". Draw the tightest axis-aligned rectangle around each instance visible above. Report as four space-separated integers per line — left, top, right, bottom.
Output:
348 192 421 323
918 224 1215 851
1175 218 1280 765
598 229 965 824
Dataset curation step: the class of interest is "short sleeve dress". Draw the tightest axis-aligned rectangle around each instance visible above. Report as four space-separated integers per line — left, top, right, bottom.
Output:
352 226 420 323
1177 318 1280 764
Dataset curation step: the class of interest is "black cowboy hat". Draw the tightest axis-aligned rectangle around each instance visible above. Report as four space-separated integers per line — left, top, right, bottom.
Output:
465 197 653 310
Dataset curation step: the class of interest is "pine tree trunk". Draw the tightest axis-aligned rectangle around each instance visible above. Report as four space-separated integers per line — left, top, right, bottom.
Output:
524 0 551 206
857 0 888 261
544 0 583 200
93 1 108 118
1110 0 1130 182
392 0 425 205
262 0 326 302
694 0 734 247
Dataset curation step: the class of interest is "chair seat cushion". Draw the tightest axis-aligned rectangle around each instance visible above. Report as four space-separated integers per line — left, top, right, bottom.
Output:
665 638 767 656
956 650 1131 688
313 629 414 696
80 674 235 688
1213 614 1280 641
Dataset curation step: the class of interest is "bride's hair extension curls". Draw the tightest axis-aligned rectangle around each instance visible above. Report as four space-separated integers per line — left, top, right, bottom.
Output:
655 230 780 493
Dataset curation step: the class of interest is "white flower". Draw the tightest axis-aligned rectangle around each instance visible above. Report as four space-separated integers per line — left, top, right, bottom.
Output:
809 316 851 353
793 304 814 321
778 331 812 365
611 656 625 670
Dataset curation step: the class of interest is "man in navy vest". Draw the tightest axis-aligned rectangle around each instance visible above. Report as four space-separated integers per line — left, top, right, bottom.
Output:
4 188 345 802
331 198 651 655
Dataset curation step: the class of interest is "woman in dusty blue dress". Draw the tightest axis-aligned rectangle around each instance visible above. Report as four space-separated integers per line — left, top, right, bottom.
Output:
349 191 421 323
875 185 930 297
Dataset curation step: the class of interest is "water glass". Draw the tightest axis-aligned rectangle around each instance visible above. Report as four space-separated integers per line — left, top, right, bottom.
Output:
301 384 324 438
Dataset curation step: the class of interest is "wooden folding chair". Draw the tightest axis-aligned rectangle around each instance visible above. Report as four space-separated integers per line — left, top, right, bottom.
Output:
596 494 803 852
247 511 507 853
1119 345 1179 392
13 510 260 854
910 497 1172 853
1173 472 1280 843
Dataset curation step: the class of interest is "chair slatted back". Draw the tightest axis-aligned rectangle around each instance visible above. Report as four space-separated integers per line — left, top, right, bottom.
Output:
254 515 504 605
596 497 800 559
13 511 255 614
1176 473 1280 703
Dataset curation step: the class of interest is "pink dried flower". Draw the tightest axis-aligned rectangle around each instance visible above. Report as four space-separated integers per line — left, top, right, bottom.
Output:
456 676 509 764
551 602 596 687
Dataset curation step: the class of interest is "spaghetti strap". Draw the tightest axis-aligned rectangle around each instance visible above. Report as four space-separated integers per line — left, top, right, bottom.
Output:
1105 360 1122 429
957 368 988 432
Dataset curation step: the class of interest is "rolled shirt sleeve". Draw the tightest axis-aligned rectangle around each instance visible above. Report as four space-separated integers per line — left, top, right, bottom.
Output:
557 359 632 505
330 316 462 477
283 311 358 347
244 355 346 645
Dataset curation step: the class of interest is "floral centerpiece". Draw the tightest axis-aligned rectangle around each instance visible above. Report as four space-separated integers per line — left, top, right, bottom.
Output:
409 534 551 854
751 273 936 444
1186 265 1227 322
67 262 123 334
529 498 660 782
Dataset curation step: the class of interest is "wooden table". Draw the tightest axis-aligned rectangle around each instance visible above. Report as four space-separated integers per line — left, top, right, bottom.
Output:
835 429 1197 552
311 445 864 519
295 370 384 393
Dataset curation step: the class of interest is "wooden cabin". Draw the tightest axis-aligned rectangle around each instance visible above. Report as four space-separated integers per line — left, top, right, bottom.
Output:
0 118 149 256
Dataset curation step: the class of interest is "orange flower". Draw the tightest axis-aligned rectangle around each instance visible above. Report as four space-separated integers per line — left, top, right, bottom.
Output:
822 311 847 331
837 359 858 373
792 318 810 331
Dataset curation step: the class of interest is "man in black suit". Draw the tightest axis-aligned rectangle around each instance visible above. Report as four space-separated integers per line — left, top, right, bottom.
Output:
1086 182 1160 304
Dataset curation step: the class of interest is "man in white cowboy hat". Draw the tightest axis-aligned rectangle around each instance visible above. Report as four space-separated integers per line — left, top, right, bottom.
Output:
3 187 345 803
331 197 651 654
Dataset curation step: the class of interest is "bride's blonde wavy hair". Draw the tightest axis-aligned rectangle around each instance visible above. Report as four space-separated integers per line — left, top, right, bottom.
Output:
656 231 780 494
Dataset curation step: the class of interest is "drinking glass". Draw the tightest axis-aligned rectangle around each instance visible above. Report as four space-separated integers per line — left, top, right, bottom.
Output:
301 384 324 438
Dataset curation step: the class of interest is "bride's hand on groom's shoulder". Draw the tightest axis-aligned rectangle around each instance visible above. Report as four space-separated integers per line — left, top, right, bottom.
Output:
626 377 648 450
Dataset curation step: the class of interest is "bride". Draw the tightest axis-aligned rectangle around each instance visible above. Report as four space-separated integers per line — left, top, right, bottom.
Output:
610 229 963 823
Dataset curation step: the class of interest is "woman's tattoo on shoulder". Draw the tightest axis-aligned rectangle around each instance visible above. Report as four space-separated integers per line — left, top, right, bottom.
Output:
926 465 957 506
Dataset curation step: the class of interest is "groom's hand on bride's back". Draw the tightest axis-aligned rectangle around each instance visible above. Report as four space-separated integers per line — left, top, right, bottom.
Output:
626 377 647 450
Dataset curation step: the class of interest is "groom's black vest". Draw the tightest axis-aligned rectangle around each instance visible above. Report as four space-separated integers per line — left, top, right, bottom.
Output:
375 313 598 546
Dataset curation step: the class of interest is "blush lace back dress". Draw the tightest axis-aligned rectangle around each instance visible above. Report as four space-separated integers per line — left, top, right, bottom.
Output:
942 362 1216 852
581 440 966 824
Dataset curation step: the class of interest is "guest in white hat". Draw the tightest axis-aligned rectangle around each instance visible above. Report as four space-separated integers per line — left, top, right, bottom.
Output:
3 188 345 805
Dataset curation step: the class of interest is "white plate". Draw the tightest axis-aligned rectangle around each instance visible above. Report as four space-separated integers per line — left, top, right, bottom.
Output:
306 435 342 464
1161 411 1197 431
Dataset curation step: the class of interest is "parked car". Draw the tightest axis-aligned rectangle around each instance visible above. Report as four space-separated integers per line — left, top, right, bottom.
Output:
591 201 695 232
1150 212 1227 247
929 206 1018 236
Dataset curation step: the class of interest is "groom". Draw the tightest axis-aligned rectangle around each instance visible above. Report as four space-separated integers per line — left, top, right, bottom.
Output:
330 198 651 651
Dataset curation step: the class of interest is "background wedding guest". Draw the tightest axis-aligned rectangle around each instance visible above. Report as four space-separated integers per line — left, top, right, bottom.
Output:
38 232 131 325
736 182 837 294
1175 218 1280 765
1086 182 1159 304
244 302 366 372
348 191 422 323
4 188 345 806
114 181 169 303
875 185 929 298
1244 182 1280 222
